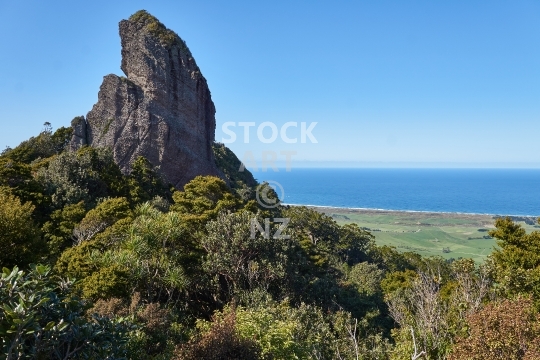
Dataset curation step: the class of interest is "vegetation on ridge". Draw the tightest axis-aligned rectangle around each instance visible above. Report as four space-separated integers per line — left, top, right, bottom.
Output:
2 124 540 359
129 10 188 50
213 142 258 190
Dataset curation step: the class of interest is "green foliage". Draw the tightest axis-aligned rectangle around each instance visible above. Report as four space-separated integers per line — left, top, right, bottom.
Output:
1 123 72 164
381 269 417 296
202 211 289 301
282 207 374 269
36 147 127 209
175 309 261 360
171 176 240 229
282 206 341 268
0 264 132 359
50 126 73 153
79 146 129 196
54 216 135 288
488 217 540 299
192 301 390 360
5 121 528 359
212 142 258 192
81 265 130 300
348 262 384 297
251 182 281 216
226 303 317 359
0 158 50 220
370 245 424 272
73 197 131 244
385 258 492 360
0 157 37 190
77 203 194 305
330 310 392 360
338 223 375 265
128 156 171 204
129 10 185 49
0 188 45 268
386 270 453 359
42 201 87 257
90 294 185 359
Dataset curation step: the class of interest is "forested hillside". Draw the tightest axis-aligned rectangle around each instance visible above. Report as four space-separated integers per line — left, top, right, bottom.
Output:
1 124 540 359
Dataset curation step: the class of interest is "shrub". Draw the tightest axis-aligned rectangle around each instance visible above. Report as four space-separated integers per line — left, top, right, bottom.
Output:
449 296 540 359
0 188 44 268
174 310 261 360
0 265 131 359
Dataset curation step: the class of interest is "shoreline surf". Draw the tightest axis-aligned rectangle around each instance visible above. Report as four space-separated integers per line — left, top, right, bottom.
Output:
282 203 540 219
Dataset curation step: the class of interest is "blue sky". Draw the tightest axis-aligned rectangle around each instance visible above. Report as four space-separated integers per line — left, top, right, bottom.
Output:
1 1 539 167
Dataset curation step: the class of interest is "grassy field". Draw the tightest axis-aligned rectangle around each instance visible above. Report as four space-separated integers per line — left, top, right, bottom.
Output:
310 206 539 263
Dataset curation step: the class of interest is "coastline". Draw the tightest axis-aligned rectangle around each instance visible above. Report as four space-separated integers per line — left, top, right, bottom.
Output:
283 203 540 220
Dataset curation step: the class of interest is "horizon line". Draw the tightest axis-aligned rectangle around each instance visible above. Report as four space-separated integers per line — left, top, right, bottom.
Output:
244 163 540 170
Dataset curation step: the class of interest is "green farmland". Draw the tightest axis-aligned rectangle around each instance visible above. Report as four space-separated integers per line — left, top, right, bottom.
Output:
311 206 539 263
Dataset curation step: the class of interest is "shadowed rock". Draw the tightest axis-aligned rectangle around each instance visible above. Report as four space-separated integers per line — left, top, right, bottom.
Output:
70 10 220 188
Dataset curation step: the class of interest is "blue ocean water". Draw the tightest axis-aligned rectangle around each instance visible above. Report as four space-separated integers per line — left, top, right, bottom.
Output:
258 169 540 216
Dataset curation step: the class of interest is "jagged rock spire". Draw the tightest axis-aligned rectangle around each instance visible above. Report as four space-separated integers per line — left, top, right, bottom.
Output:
70 10 220 188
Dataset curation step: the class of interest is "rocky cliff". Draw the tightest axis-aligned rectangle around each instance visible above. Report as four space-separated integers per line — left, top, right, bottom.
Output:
70 10 220 188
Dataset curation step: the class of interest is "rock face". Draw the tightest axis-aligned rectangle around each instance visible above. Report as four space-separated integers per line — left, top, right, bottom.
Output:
70 10 220 188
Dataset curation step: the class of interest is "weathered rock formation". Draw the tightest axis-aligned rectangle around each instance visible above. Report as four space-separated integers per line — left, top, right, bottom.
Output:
70 10 220 188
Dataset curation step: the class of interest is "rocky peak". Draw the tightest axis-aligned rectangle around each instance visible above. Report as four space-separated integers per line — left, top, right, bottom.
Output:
70 10 220 188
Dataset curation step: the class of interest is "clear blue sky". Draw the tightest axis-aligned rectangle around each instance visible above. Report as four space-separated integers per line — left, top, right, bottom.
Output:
1 1 539 167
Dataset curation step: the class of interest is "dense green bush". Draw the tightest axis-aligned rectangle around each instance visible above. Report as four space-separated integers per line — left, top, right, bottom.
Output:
1 122 72 164
0 265 131 359
4 122 536 359
202 211 290 301
0 188 45 268
212 142 258 190
488 217 540 300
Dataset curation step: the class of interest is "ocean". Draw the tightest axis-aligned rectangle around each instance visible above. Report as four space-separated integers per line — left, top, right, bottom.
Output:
257 168 540 216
